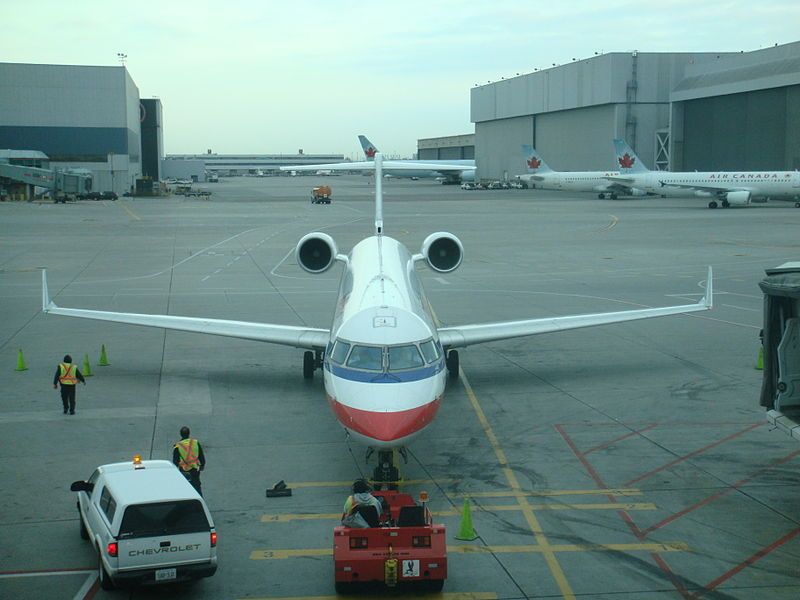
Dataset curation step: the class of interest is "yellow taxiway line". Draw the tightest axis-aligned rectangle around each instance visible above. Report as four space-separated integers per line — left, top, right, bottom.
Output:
115 198 141 221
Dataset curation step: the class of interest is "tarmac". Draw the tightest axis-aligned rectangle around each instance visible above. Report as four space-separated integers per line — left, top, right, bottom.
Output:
1 175 800 599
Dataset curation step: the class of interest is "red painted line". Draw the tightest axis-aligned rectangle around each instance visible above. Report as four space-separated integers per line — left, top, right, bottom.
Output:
693 527 800 598
640 447 800 537
83 578 101 600
584 423 658 455
554 424 608 490
653 553 693 599
624 423 763 487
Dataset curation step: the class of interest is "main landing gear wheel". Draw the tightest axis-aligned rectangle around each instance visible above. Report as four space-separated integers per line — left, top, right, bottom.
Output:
446 350 459 379
303 351 315 379
609 193 618 200
708 201 718 209
795 201 800 208
598 193 606 199
721 199 730 208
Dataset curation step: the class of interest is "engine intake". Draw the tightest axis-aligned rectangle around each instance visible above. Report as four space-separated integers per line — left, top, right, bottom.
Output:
295 233 338 274
421 232 463 273
726 191 751 206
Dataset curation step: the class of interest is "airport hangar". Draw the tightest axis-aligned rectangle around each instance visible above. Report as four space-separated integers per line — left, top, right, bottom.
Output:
456 41 800 182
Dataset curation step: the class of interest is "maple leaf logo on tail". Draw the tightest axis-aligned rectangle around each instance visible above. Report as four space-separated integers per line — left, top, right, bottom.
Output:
618 153 636 169
527 157 541 169
365 147 377 158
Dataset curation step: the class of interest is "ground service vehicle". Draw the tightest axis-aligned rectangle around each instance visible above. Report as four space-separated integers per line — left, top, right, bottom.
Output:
333 490 446 593
311 185 332 204
70 457 218 589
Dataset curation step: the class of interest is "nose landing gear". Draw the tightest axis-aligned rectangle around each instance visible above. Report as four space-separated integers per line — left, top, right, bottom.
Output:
367 448 407 490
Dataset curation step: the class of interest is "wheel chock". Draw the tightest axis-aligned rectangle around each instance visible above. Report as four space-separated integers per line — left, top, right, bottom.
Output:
266 480 292 498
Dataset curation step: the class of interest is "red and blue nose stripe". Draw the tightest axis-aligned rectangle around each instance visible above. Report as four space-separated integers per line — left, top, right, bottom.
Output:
329 396 441 443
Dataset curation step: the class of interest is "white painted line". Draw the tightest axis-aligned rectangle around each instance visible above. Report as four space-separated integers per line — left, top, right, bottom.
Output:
435 277 450 285
201 276 211 282
721 304 759 312
73 572 97 600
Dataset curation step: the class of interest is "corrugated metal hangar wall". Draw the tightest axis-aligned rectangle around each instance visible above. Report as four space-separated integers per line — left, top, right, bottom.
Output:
471 43 800 180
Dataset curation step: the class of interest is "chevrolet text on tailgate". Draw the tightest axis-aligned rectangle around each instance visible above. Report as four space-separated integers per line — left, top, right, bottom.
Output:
70 456 217 589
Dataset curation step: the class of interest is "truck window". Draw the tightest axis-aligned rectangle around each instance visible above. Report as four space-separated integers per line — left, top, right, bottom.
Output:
330 340 351 364
118 500 210 539
346 345 382 371
388 344 424 370
99 487 117 523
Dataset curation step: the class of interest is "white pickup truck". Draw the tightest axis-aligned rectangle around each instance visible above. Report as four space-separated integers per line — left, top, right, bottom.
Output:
70 457 218 589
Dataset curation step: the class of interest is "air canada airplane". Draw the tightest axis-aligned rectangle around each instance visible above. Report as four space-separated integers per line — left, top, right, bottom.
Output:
517 144 647 199
358 135 475 184
42 154 712 483
607 139 800 209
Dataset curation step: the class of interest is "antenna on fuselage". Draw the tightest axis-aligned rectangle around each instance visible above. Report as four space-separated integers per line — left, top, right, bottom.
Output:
374 153 383 236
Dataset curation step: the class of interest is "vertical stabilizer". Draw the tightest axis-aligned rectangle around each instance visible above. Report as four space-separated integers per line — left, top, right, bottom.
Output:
521 145 553 173
358 135 379 161
374 153 383 235
613 139 650 173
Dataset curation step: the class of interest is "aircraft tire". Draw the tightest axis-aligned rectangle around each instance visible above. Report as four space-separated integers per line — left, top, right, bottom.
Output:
708 201 718 209
598 193 605 199
610 193 618 200
795 202 800 208
722 200 730 208
303 351 315 379
446 350 459 379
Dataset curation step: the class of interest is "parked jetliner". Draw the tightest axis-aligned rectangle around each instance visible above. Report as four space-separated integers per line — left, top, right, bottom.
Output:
358 135 475 184
41 154 712 483
517 145 648 199
607 139 800 209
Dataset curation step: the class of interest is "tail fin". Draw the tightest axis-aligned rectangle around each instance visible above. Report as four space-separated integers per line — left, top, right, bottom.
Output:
358 135 379 161
522 145 553 173
613 139 649 173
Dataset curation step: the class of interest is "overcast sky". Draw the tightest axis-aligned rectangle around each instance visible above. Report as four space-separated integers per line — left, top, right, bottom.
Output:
3 1 798 158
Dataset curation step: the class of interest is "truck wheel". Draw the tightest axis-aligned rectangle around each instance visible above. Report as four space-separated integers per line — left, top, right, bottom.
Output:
98 554 115 590
334 581 353 594
427 579 445 592
303 351 315 379
79 511 89 540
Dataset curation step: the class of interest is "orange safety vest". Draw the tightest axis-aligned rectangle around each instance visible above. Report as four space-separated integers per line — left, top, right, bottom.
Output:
58 363 78 385
174 438 201 472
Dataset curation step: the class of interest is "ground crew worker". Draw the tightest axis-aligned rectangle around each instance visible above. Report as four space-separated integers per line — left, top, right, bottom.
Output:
341 479 382 528
52 354 85 415
172 426 206 496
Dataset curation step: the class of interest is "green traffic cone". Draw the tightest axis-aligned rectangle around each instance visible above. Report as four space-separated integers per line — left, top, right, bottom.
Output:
756 346 763 370
98 344 109 366
455 498 478 541
15 349 28 371
82 353 93 377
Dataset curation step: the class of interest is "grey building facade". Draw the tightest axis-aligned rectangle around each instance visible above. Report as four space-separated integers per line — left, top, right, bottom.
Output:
0 63 142 195
418 134 475 161
471 42 800 180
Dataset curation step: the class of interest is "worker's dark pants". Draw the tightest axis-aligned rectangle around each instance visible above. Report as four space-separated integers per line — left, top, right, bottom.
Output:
60 385 76 413
182 469 203 496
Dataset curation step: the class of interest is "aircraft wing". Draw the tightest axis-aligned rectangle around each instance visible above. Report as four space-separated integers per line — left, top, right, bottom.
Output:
281 161 474 172
438 268 712 348
41 271 330 350
521 175 546 182
604 175 636 185
652 180 745 194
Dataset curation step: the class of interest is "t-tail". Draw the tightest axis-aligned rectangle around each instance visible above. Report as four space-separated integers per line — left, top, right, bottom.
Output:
522 145 552 173
613 139 650 173
358 135 379 161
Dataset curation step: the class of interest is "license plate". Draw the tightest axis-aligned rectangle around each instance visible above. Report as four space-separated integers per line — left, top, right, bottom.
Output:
155 568 177 581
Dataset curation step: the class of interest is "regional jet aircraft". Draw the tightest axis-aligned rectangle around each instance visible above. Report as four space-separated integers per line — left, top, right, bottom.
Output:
607 139 800 209
358 135 475 184
518 144 647 199
42 154 711 481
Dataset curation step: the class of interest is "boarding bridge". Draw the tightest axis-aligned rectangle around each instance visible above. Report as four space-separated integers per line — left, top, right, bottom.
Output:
760 262 800 441
0 162 91 200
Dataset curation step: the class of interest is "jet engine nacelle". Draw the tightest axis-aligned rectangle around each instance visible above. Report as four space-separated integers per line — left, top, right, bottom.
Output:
629 188 647 197
295 232 338 274
420 232 463 273
726 191 751 206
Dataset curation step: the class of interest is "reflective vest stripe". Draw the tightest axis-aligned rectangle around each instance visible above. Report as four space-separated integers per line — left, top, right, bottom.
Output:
58 363 78 385
175 439 200 471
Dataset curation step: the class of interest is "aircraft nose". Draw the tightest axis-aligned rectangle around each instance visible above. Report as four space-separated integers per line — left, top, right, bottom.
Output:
332 399 441 443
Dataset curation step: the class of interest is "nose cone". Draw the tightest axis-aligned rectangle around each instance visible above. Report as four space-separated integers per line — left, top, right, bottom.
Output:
330 398 441 444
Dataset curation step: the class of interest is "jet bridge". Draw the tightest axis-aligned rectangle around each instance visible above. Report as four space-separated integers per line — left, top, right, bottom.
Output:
760 262 800 441
0 161 91 202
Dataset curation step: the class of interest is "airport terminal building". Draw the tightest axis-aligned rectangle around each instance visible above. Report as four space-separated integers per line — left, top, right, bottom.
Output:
471 42 800 180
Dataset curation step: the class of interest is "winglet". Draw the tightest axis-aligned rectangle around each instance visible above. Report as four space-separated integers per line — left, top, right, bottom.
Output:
42 269 57 312
703 266 713 309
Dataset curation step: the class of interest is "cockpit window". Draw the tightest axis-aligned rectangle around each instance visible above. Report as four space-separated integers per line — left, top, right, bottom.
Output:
419 339 440 364
330 340 351 364
388 344 424 371
346 345 383 371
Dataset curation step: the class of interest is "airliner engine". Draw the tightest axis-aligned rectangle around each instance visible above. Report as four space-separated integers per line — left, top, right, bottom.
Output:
725 191 752 206
630 188 647 197
295 233 338 274
420 232 463 273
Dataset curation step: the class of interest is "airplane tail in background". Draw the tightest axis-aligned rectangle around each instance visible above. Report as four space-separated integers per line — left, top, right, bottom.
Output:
613 139 650 173
521 145 553 173
358 135 379 161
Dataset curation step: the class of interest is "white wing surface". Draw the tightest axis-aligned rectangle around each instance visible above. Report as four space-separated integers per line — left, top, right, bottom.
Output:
438 268 712 348
41 271 330 349
281 160 475 173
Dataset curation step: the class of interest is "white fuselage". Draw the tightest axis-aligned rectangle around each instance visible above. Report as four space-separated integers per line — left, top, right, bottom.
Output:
322 236 447 448
522 171 622 193
629 171 800 198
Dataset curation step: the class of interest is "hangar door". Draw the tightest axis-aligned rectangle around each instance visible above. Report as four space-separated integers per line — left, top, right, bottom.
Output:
535 105 617 171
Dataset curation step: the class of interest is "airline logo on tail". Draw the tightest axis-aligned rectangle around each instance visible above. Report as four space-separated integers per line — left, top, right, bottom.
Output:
618 153 636 169
365 146 377 158
527 157 541 169
521 145 551 173
358 135 378 161
613 139 650 173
